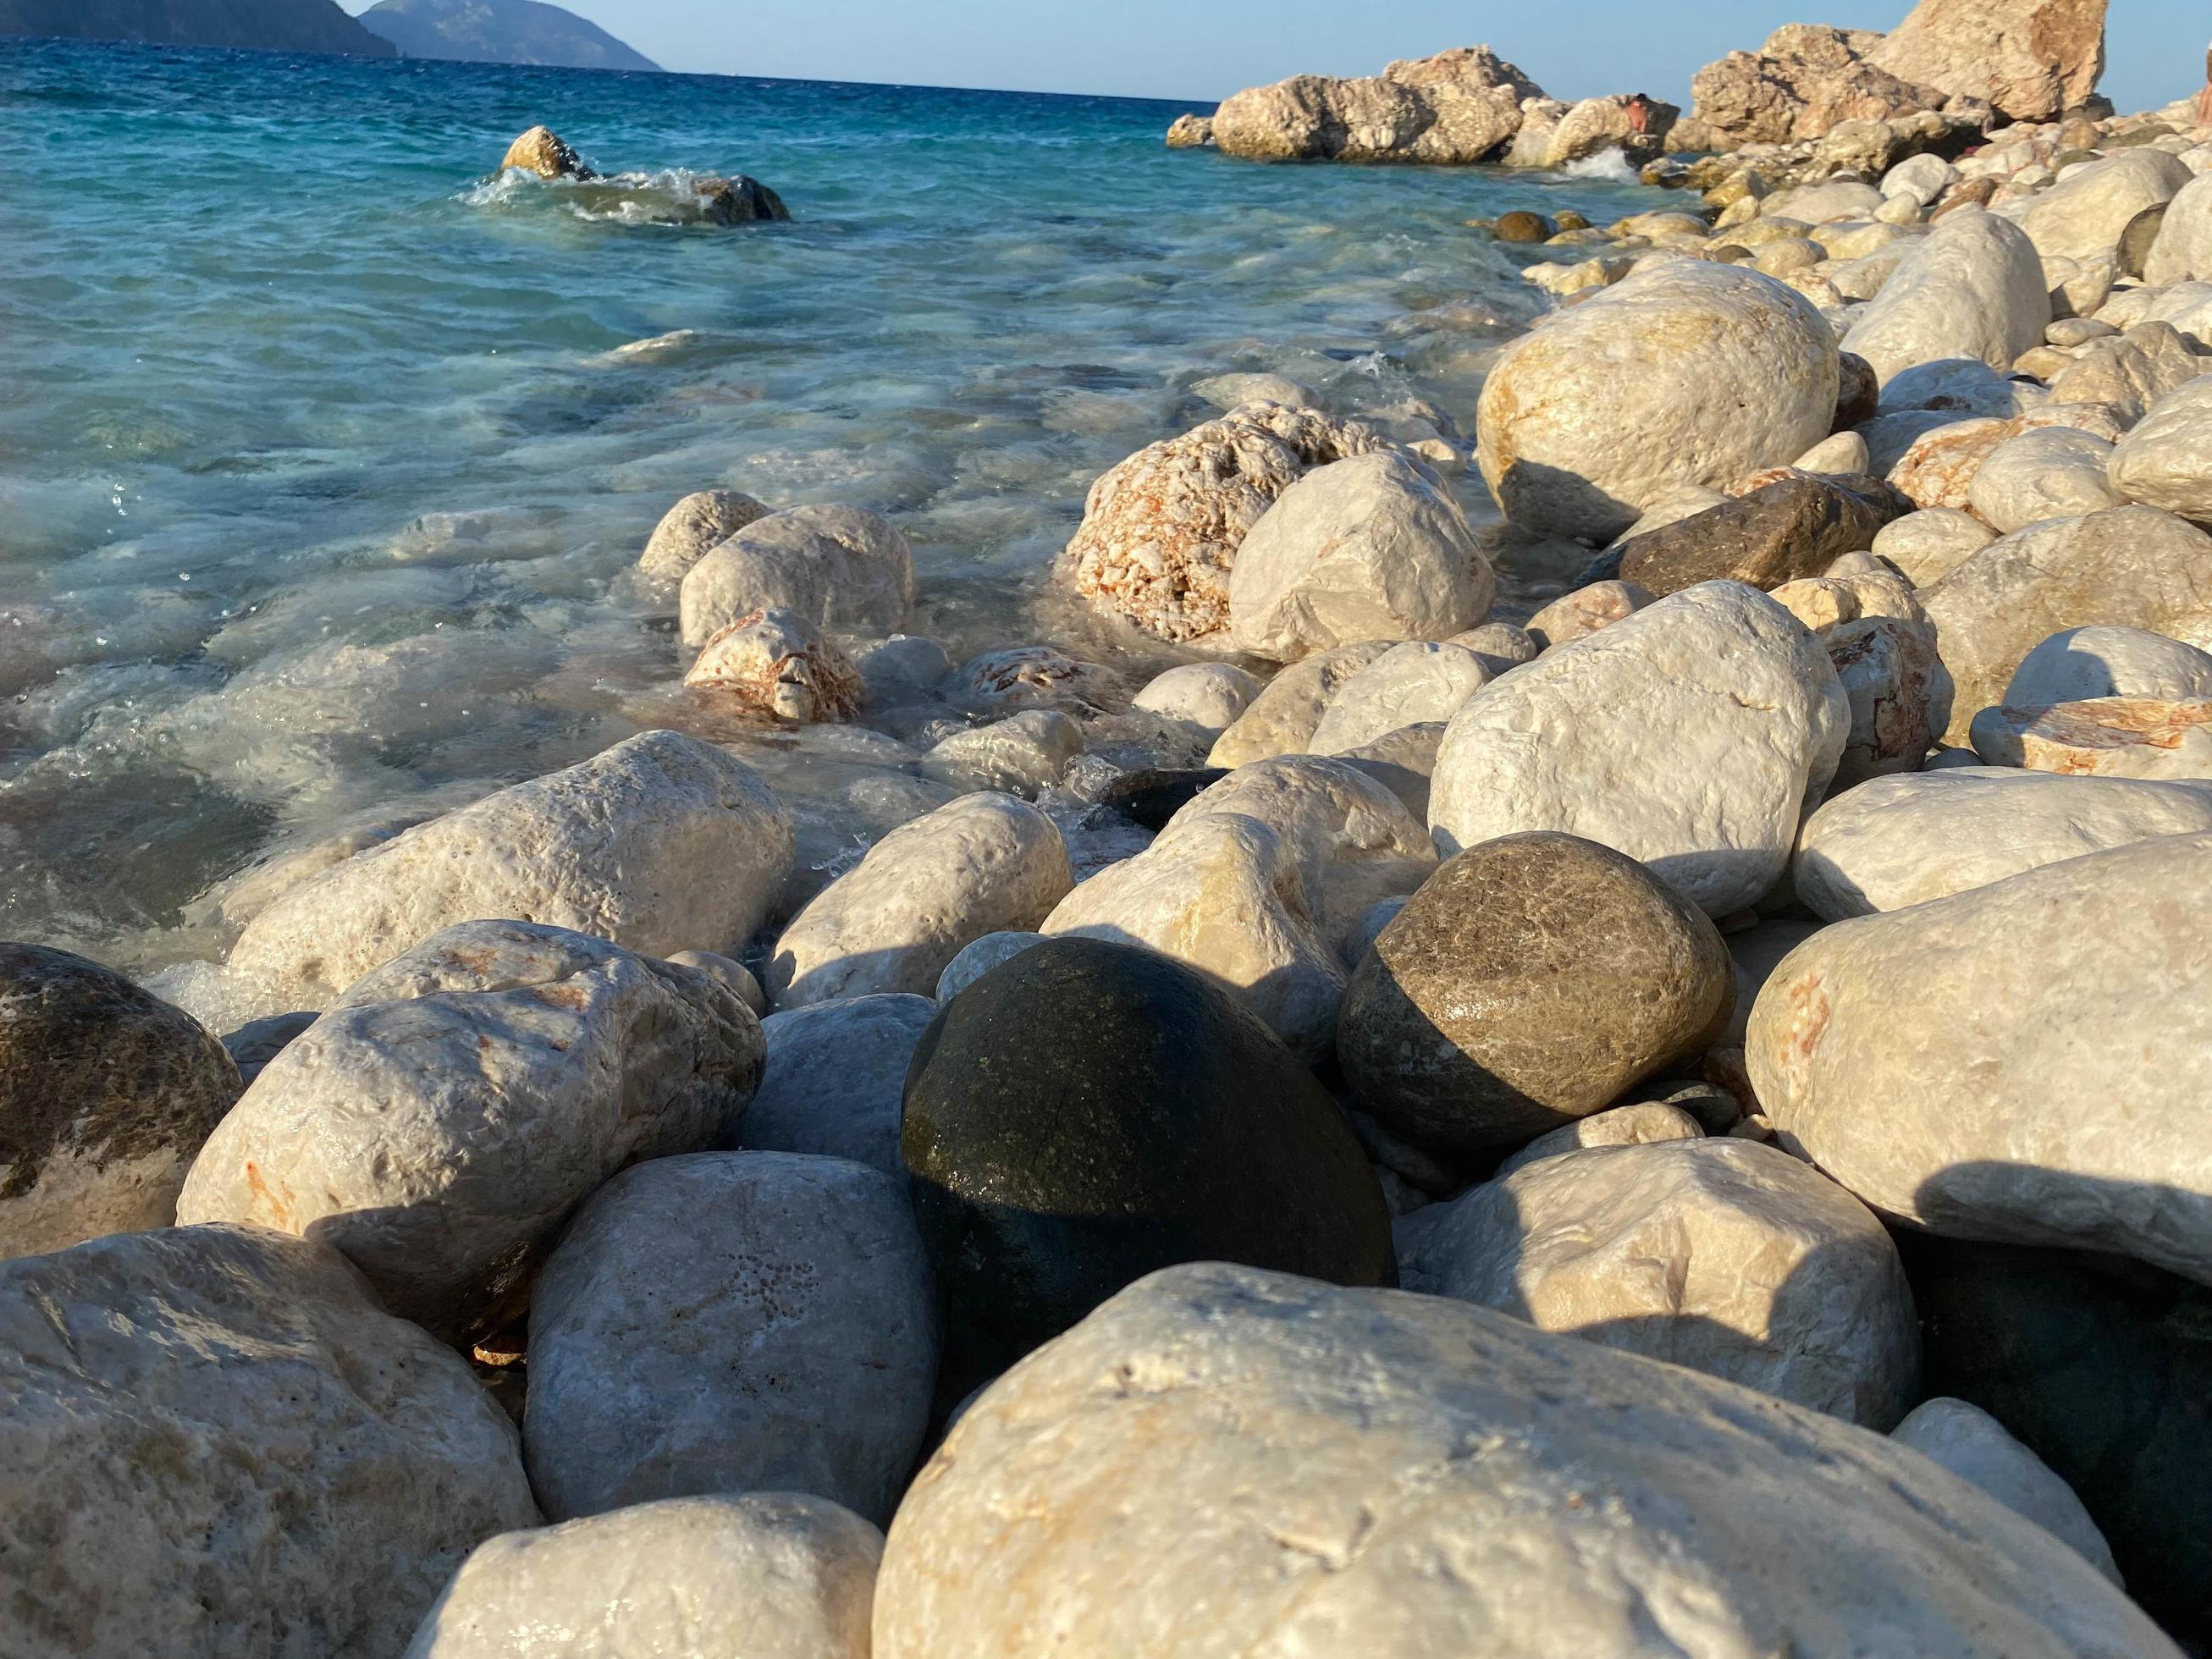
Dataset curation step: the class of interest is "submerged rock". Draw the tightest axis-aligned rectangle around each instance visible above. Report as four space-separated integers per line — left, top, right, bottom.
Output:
499 125 592 179
680 505 915 648
637 488 770 582
685 605 865 725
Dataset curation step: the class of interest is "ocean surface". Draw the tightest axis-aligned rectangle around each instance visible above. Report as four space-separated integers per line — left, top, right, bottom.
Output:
0 38 1669 1002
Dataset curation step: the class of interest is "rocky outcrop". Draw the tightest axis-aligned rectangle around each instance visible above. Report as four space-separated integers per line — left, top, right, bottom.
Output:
1689 25 1952 150
361 0 660 72
1209 47 1541 165
0 0 397 56
1863 0 2107 125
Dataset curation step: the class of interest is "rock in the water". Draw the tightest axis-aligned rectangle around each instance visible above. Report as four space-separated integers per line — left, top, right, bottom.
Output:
1863 0 2109 124
1618 473 1910 595
1920 504 2212 745
1840 210 2049 384
1205 640 1393 767
1398 1138 1918 1425
1227 452 1493 660
1971 695 2212 779
1795 766 2212 918
919 709 1084 797
1209 47 1539 164
873 1260 2171 1659
1 944 240 1259
769 792 1071 1007
2005 623 2212 706
1891 1398 2120 1583
1477 262 1839 541
638 488 770 582
405 1494 881 1659
2109 372 2212 521
0 1225 539 1656
1128 662 1260 732
679 505 915 648
1750 831 2212 1285
899 940 1393 1392
179 921 764 1342
1340 832 1731 1166
2019 151 2192 264
1429 582 1850 915
525 1152 935 1525
685 605 865 725
1306 641 1490 754
949 643 1112 715
228 731 795 1011
740 994 936 1179
1062 403 1391 646
500 125 590 179
1164 113 1213 148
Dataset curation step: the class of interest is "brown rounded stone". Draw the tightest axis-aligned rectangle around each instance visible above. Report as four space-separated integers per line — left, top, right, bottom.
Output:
498 125 592 180
1617 472 1911 597
1835 350 1880 430
1493 210 1557 244
1337 832 1734 1167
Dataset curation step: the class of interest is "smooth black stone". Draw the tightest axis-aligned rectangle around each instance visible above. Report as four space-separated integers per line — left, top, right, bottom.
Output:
1899 1231 2211 1647
1097 767 1227 830
901 937 1393 1395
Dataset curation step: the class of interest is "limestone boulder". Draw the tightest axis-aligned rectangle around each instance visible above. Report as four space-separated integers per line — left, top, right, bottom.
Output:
1618 473 1910 595
1891 1399 2121 1583
1398 1138 1919 1425
1872 506 1996 583
1971 695 2212 779
1491 1100 1704 1178
525 1152 935 1525
2109 373 2212 520
2019 151 2192 264
1430 583 1850 916
0 1225 539 1657
499 125 589 179
2145 173 2212 286
1967 426 2121 532
405 1494 881 1659
179 921 764 1342
2046 322 2207 422
638 488 770 582
228 731 795 1011
1749 831 2212 1284
1840 210 2049 384
950 644 1112 714
1129 662 1260 732
768 793 1071 1007
684 605 864 725
1205 641 1393 767
739 994 936 1179
1306 642 1490 754
2005 623 2212 706
1863 0 2108 124
1477 262 1839 542
1524 580 1649 648
919 709 1083 797
873 1262 2172 1659
1227 453 1493 660
1 944 240 1259
678 505 914 648
1689 25 1950 149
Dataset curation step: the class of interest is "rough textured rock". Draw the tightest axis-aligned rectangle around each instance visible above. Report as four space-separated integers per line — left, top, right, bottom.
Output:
1966 426 2121 532
229 731 795 1010
678 505 915 648
2005 623 2212 707
950 643 1112 714
1306 642 1489 755
1129 662 1260 732
1040 813 1346 1062
1477 262 1839 542
1750 831 2212 1284
1209 47 1541 166
1398 1138 1918 1425
2020 151 2191 264
525 1153 935 1525
1164 113 1213 149
0 1225 540 1657
179 921 764 1342
1863 0 2108 124
1491 1100 1704 1178
1339 832 1732 1166
1618 473 1910 596
1 944 240 1259
739 994 935 1179
900 940 1393 1392
2046 322 2209 422
1227 452 1493 660
874 1261 2171 1659
638 488 770 582
1795 766 2212 918
1920 504 2212 744
1872 506 1998 584
2109 373 2212 519
1891 1399 2120 1583
1825 607 1951 785
1430 583 1850 916
500 125 590 179
685 605 864 725
919 709 1083 798
769 793 1072 1007
1689 25 1950 149
1541 94 1680 168
1062 404 1391 645
405 1494 882 1659
1971 695 2212 779
1841 210 2050 384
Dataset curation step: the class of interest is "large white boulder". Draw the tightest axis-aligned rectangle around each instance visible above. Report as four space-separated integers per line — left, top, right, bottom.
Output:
1891 1399 2121 1585
638 488 770 583
406 1494 881 1659
227 731 794 1011
1476 262 1839 542
1429 582 1849 915
1397 1138 1919 1426
1129 662 1261 732
873 1262 2175 1658
2109 374 2212 521
2146 172 2212 286
179 921 764 1342
1307 641 1492 753
0 1226 540 1657
525 1152 936 1525
1205 640 1393 767
2005 624 2212 707
678 504 915 647
2018 150 2193 264
768 792 1072 1007
1840 210 2049 384
1966 426 2121 533
1750 831 2212 1285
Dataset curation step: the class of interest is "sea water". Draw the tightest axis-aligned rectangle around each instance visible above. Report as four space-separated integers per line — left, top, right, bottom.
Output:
0 38 1667 995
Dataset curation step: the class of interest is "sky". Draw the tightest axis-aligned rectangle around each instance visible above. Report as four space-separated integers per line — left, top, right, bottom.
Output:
340 2 2197 113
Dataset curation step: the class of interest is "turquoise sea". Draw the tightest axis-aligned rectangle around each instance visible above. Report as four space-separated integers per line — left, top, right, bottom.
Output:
0 38 1667 991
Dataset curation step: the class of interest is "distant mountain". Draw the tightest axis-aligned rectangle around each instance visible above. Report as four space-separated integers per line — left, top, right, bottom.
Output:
0 0 396 54
358 0 656 71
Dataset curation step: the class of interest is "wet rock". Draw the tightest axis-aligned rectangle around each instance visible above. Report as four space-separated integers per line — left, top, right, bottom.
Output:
1339 832 1732 1166
769 793 1072 1007
1618 473 1911 596
525 1153 935 1524
1 944 240 1259
1091 766 1222 829
228 731 795 1011
1398 1138 1917 1425
685 606 865 725
1840 210 2049 383
679 505 915 648
1305 642 1490 754
1492 209 1555 243
873 1260 2167 1658
405 1494 880 1659
1970 695 2212 779
499 125 591 179
899 940 1393 1393
1128 662 1260 732
180 921 764 1342
1164 113 1213 148
1750 830 2212 1284
638 488 770 582
919 709 1083 797
2109 372 2212 519
852 635 952 706
1205 639 1393 766
0 1225 539 1656
950 643 1112 714
692 174 791 223
1430 583 1849 916
1491 1100 1704 1178
1891 1399 2120 1583
740 994 935 1179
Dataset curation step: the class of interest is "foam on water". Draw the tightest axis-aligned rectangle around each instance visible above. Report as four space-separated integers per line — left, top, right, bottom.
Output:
0 37 1669 986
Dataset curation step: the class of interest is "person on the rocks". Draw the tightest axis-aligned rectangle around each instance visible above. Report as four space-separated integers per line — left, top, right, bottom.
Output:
2201 39 2212 125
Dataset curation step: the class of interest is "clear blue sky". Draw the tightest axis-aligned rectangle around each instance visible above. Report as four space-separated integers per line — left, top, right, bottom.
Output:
343 1 2198 112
